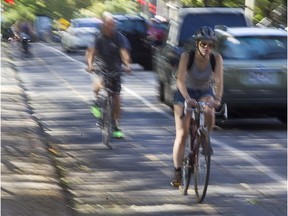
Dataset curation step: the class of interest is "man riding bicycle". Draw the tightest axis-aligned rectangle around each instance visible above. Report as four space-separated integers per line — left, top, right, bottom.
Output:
86 12 131 138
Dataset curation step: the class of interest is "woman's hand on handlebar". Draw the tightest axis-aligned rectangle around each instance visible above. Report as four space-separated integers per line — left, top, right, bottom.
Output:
186 98 197 108
212 98 222 109
213 98 221 109
206 97 221 109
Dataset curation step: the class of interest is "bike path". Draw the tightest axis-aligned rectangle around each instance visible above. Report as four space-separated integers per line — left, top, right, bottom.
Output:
1 43 70 216
3 42 286 216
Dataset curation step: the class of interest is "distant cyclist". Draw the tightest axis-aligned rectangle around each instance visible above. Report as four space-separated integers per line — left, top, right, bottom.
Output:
171 26 224 187
86 12 131 138
13 19 33 41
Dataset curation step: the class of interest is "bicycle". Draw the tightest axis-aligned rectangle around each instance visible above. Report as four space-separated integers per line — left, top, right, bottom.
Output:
179 101 228 203
90 69 120 149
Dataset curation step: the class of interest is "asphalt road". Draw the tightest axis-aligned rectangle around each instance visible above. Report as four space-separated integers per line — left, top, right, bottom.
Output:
7 42 288 216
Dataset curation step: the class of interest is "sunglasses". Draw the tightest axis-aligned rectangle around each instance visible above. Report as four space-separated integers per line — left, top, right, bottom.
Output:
199 41 214 49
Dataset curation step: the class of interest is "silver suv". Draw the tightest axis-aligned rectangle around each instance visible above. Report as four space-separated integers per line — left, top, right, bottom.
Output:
214 26 287 122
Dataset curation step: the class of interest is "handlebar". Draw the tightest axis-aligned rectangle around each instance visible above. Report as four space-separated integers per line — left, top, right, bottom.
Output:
183 101 228 120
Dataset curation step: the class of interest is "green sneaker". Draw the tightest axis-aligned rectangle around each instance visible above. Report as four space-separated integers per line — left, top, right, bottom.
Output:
112 128 124 138
90 105 102 118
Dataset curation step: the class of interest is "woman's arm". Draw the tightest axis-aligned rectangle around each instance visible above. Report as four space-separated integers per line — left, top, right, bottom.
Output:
213 53 224 103
176 52 197 106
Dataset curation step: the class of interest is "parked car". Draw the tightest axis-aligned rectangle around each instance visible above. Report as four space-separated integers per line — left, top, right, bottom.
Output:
153 7 251 106
61 18 103 52
147 17 169 47
214 26 287 122
113 14 153 70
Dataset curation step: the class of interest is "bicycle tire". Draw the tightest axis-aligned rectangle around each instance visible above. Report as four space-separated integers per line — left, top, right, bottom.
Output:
194 129 211 203
180 128 195 195
180 152 192 195
101 97 112 149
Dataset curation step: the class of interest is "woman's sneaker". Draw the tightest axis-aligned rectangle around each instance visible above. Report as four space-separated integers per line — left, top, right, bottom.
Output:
170 168 182 187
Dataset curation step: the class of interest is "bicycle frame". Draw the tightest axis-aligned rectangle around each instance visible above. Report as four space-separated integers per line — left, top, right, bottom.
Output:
181 101 227 203
90 70 119 149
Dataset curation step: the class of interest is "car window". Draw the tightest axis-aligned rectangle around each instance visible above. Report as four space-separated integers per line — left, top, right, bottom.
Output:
151 22 168 30
179 13 247 45
220 36 287 60
116 20 146 34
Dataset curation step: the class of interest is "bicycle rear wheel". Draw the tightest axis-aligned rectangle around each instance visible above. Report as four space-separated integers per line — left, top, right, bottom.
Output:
194 129 211 203
101 98 112 149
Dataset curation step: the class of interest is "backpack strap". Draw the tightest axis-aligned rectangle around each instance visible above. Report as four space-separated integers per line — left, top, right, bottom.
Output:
210 53 216 72
186 50 195 71
187 50 216 72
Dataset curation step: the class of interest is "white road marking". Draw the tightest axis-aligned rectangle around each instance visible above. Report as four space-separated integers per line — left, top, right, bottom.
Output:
212 138 286 184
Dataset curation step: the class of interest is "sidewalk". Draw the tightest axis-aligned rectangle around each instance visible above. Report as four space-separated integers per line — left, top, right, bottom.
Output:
1 43 70 216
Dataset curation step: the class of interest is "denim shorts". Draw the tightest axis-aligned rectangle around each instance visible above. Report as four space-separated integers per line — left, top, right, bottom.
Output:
173 87 214 105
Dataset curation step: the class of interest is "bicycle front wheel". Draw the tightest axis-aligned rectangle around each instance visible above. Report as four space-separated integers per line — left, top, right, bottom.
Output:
194 129 211 203
180 127 195 195
180 152 192 195
102 98 112 149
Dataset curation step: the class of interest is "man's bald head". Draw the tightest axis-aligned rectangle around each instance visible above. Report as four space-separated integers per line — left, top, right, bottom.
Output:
102 12 115 37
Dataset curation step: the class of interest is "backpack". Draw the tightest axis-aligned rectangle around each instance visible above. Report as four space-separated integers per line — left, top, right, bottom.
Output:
186 50 216 72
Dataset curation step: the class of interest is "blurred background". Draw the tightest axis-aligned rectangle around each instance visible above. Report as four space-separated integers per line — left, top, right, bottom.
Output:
1 0 287 43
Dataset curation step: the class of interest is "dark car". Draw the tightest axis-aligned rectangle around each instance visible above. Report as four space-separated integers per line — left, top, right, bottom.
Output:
147 17 169 46
113 14 153 70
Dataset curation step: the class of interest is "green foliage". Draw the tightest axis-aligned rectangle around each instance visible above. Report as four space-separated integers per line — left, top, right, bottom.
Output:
2 0 94 24
1 0 286 27
81 0 140 18
181 0 203 7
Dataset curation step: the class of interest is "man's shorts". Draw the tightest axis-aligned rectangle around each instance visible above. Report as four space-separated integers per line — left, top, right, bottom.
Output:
173 87 214 106
103 72 122 95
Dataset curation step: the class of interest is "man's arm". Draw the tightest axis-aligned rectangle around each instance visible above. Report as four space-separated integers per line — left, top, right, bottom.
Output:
120 48 131 73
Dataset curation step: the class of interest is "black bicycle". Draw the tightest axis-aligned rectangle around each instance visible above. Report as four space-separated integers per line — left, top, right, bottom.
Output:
90 70 119 149
180 101 227 203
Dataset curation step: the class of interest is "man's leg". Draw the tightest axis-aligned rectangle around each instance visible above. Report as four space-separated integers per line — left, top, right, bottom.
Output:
90 74 103 118
113 93 121 127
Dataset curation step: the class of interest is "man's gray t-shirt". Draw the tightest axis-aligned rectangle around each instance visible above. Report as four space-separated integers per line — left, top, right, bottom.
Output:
94 31 130 72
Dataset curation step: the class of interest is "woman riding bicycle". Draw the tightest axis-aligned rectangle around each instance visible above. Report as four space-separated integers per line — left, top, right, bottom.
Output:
171 26 224 187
